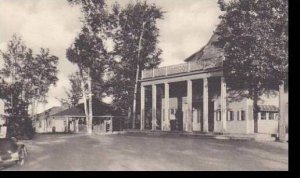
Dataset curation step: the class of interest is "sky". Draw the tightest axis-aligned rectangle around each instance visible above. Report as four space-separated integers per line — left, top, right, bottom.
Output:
0 0 224 113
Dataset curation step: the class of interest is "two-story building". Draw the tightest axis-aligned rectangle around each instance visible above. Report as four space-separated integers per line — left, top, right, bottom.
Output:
138 33 288 135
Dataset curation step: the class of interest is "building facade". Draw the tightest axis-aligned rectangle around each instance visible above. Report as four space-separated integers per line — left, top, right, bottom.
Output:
139 34 288 135
0 100 7 138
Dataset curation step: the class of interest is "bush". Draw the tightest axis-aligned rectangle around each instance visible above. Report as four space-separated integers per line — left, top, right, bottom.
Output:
7 116 35 140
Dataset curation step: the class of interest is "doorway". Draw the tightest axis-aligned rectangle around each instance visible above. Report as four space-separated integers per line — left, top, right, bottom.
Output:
208 100 214 132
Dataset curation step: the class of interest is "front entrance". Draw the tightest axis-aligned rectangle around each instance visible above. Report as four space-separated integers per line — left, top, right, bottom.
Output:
208 100 214 132
192 107 201 131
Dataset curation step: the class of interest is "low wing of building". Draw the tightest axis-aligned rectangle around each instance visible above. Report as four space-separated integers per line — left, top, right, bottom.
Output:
41 99 123 133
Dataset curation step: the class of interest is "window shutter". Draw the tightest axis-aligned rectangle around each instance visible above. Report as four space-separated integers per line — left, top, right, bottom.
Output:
227 111 230 121
241 110 245 120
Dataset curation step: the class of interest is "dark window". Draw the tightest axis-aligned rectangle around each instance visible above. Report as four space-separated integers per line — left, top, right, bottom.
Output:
230 111 234 121
241 110 246 121
261 112 266 120
227 111 234 121
274 113 279 120
216 111 221 121
269 113 275 120
197 110 200 123
237 111 240 121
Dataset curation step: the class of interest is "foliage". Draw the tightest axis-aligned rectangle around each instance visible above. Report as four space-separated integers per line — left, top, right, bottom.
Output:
66 72 83 107
216 0 288 97
107 1 164 113
0 34 59 138
66 0 109 134
215 0 288 134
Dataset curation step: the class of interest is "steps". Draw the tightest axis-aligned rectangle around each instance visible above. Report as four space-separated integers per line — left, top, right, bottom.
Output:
124 130 255 140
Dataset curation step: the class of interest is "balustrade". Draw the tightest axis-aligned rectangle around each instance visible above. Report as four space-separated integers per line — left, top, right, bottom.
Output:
142 57 223 79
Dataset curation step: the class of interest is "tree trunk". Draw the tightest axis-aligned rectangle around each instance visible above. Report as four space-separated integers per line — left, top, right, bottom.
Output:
278 82 286 142
31 100 35 122
79 69 88 133
87 68 93 135
35 100 38 123
132 21 146 129
253 89 259 133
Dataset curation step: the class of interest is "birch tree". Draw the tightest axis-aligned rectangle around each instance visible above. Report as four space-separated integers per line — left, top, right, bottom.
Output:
67 0 111 134
0 34 59 138
66 26 107 134
108 1 164 128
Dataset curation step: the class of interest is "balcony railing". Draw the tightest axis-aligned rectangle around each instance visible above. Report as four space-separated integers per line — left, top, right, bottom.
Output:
142 57 223 79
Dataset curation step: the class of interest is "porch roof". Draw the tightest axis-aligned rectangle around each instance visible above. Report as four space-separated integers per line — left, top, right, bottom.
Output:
258 105 279 112
51 106 84 117
51 99 119 118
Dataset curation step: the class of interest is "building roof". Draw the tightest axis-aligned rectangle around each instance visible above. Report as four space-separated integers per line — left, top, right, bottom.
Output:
51 99 119 117
184 32 224 62
51 106 84 117
258 105 279 112
36 106 67 119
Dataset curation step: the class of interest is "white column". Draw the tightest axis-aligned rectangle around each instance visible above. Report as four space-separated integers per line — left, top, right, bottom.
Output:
75 119 79 133
164 83 170 131
278 83 286 141
203 78 209 132
66 117 69 133
187 80 193 132
245 99 250 134
110 117 113 132
221 76 227 133
140 85 145 130
152 84 157 130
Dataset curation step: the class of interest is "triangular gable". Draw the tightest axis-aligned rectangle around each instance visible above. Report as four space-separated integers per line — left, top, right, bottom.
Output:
184 31 224 65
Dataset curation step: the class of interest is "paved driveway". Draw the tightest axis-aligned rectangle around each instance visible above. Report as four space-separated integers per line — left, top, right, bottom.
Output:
2 133 288 171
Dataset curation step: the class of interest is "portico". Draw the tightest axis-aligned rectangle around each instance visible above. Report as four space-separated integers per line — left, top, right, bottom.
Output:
139 59 227 133
138 33 280 135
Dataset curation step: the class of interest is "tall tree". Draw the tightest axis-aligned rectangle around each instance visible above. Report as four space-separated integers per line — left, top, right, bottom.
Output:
67 0 110 134
215 0 288 138
30 48 59 121
0 34 59 138
108 1 164 128
67 27 107 134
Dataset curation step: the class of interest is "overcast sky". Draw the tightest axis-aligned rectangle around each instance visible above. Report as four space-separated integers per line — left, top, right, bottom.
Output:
0 0 223 113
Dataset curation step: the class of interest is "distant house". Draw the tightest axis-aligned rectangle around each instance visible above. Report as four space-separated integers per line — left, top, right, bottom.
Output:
0 100 7 138
35 106 68 133
39 99 124 134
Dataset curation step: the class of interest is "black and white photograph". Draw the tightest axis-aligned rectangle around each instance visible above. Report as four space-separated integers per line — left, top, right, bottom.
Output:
0 0 288 171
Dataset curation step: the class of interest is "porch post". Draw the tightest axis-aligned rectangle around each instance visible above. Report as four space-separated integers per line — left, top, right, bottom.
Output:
187 80 193 132
66 117 69 133
164 82 170 131
140 85 145 130
278 82 286 141
75 119 79 133
110 116 113 133
221 76 227 133
203 78 209 132
245 99 250 134
152 84 157 130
